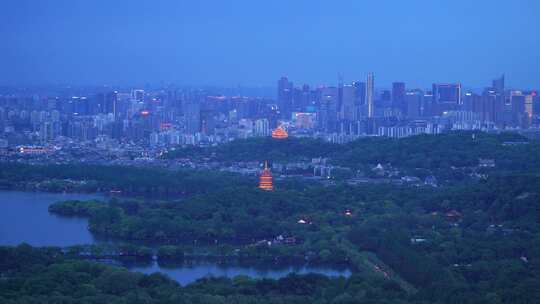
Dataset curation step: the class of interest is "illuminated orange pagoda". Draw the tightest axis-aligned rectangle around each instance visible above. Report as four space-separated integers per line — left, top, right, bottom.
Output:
259 161 274 191
271 126 288 139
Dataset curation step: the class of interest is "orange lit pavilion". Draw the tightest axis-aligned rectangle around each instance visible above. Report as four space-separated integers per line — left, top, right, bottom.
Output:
259 161 274 191
271 126 288 139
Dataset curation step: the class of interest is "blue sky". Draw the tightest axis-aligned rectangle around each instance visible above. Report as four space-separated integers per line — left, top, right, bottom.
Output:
1 0 539 89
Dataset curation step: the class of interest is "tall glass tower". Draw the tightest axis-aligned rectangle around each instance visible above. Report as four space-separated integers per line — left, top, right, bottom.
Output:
366 72 375 118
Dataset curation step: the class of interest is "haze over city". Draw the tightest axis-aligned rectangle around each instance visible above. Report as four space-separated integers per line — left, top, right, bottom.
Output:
2 2 540 304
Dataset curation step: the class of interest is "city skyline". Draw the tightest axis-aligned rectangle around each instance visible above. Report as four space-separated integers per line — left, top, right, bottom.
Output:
0 73 530 93
3 2 540 302
1 0 539 88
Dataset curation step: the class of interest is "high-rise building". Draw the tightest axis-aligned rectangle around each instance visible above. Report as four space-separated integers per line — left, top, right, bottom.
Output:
432 83 462 115
405 90 423 118
422 91 433 117
463 92 476 112
492 74 505 94
524 93 534 128
104 91 118 118
93 93 105 115
533 91 540 116
380 90 391 108
353 81 366 105
254 118 270 136
525 93 534 118
392 82 406 115
340 85 356 121
200 109 217 135
337 75 344 114
366 73 374 118
40 121 52 143
277 76 293 119
292 84 310 111
511 91 526 127
352 81 366 118
480 89 499 124
319 87 338 132
184 100 200 134
131 90 145 102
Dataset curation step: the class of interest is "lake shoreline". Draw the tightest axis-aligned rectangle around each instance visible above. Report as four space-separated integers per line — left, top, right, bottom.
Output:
0 190 353 285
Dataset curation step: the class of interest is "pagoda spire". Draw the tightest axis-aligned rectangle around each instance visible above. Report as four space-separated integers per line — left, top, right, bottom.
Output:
259 161 274 191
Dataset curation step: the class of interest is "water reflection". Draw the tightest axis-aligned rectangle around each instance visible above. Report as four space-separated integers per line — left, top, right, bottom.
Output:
127 260 352 286
0 190 352 284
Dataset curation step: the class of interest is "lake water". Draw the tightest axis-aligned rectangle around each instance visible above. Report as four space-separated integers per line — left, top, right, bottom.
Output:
0 191 103 247
0 191 351 285
130 262 351 286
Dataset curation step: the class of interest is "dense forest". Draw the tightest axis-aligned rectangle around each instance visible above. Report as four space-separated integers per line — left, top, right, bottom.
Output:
0 245 410 304
2 132 539 193
0 163 252 196
46 172 540 303
166 131 540 180
2 132 540 303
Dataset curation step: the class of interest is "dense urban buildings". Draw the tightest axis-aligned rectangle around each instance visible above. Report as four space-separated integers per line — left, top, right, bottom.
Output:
0 74 539 156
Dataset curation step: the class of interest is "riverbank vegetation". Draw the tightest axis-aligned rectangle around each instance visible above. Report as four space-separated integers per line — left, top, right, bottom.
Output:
47 171 540 303
1 245 409 304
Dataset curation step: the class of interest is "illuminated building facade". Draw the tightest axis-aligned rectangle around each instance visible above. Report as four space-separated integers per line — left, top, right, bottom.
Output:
366 72 374 118
259 162 274 191
271 126 288 139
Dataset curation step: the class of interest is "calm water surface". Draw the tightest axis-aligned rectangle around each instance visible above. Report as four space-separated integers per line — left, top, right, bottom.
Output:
131 262 351 286
0 190 351 284
0 191 103 246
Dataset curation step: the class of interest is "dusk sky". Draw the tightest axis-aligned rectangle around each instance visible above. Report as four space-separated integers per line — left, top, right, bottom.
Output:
1 0 539 89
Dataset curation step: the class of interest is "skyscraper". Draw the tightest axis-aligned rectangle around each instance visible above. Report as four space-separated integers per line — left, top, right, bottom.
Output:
492 74 505 94
131 89 145 102
392 82 406 115
337 74 344 116
380 90 391 108
405 90 423 118
340 85 356 121
525 93 534 120
432 83 462 115
184 100 201 134
533 91 540 117
277 76 293 119
292 84 310 111
319 87 338 132
352 81 366 118
200 109 217 135
366 73 374 118
511 91 526 127
104 91 118 119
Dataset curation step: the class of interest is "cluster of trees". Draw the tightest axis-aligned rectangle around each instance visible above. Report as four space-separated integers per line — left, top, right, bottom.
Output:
46 170 540 303
0 245 409 304
49 200 105 217
0 163 252 196
165 137 341 163
167 131 540 182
